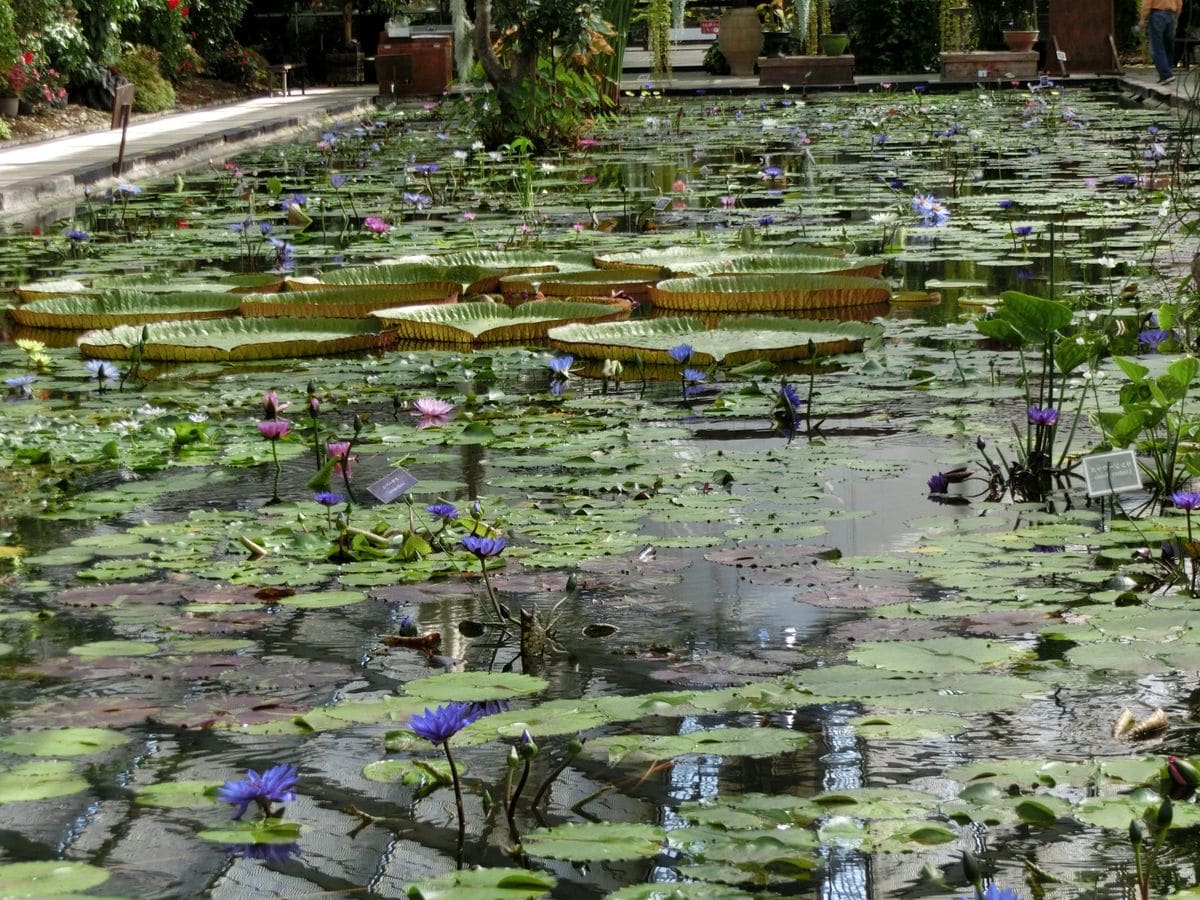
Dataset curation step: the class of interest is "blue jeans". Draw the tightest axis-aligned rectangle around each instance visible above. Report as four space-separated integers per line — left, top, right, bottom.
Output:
1149 8 1177 80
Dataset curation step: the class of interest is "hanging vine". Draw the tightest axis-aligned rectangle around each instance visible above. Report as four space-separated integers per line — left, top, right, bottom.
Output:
938 0 977 52
647 0 672 78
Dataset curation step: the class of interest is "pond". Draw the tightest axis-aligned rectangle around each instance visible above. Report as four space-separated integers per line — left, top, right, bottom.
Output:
1 83 1199 898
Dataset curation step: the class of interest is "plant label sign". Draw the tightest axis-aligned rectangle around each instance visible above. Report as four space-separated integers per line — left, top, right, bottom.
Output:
368 466 418 503
1081 450 1141 497
700 19 719 33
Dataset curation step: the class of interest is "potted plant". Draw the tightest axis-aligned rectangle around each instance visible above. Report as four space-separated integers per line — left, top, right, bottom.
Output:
756 0 795 57
0 0 18 117
1001 0 1038 52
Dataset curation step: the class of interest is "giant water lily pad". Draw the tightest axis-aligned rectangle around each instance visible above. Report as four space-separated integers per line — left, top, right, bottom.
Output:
240 283 459 318
375 299 629 345
548 316 881 365
319 250 596 294
649 274 891 312
592 244 842 274
77 317 392 360
672 252 885 279
11 289 241 329
499 268 659 302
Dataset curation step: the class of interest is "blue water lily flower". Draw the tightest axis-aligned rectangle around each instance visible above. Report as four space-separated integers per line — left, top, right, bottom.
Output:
218 763 299 820
462 534 506 558
408 702 480 744
668 344 693 364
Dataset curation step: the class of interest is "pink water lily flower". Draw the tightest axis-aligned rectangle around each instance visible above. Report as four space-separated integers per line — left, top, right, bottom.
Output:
413 397 454 417
257 420 292 440
327 440 354 477
363 216 391 234
413 397 454 430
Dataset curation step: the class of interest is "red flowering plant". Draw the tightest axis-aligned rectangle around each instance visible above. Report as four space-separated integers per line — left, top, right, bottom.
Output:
9 51 67 109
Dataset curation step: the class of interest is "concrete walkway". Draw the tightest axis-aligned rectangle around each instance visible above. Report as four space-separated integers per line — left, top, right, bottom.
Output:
0 63 1186 222
0 85 377 221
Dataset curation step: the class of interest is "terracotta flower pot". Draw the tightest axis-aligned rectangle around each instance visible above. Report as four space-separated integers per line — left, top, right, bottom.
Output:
0 95 18 118
718 7 763 76
1002 29 1038 52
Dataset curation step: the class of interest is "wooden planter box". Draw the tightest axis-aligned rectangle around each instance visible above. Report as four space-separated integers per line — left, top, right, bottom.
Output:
939 51 1038 82
758 55 855 86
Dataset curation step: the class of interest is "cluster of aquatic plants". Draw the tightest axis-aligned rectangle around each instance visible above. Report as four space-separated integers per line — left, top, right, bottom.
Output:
6 85 1200 897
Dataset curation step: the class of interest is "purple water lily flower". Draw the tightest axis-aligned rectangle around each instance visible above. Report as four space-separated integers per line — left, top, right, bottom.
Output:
549 355 574 377
928 472 950 493
668 344 693 364
65 228 88 241
1027 406 1059 427
314 491 343 506
217 763 299 820
84 359 120 383
408 702 479 744
428 502 458 520
462 534 506 558
1172 490 1200 510
1138 328 1172 351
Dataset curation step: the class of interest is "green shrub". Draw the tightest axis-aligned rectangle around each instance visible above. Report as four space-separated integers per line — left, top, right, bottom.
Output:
846 0 940 74
122 3 188 81
117 45 176 113
208 43 270 89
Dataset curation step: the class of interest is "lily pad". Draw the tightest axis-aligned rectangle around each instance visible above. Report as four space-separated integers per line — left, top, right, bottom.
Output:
404 866 556 899
0 760 88 804
548 316 881 365
649 273 892 312
588 727 810 765
402 671 549 702
11 289 242 329
0 727 132 756
77 317 392 361
0 861 110 896
240 283 459 318
375 299 629 345
134 780 218 808
520 822 666 861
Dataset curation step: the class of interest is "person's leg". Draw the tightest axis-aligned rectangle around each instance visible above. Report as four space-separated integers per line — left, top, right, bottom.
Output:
1149 10 1175 81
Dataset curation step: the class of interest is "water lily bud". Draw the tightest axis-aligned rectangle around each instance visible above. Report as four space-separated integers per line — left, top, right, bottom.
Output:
507 746 519 769
481 788 493 815
566 572 578 592
353 414 364 436
1130 818 1148 847
975 436 987 452
961 850 981 884
1157 797 1174 830
567 736 585 756
1168 756 1200 788
518 729 539 760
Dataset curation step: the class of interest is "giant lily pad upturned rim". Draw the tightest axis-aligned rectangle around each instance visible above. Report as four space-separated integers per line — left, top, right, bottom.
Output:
77 317 393 361
592 244 846 273
10 290 242 330
548 316 881 364
498 268 663 303
650 274 892 312
673 254 887 280
374 299 631 345
239 282 460 318
315 250 598 294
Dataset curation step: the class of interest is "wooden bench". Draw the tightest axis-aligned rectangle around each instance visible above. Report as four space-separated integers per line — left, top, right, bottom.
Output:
268 63 306 96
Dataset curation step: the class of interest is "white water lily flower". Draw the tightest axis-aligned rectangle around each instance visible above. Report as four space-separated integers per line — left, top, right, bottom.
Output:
1096 256 1120 269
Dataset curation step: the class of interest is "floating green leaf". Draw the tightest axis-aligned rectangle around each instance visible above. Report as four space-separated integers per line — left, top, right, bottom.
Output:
521 822 666 861
0 727 131 756
405 866 556 899
0 861 110 896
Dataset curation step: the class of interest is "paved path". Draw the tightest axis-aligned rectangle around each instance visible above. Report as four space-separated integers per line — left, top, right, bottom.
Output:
0 64 1187 222
0 86 377 220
